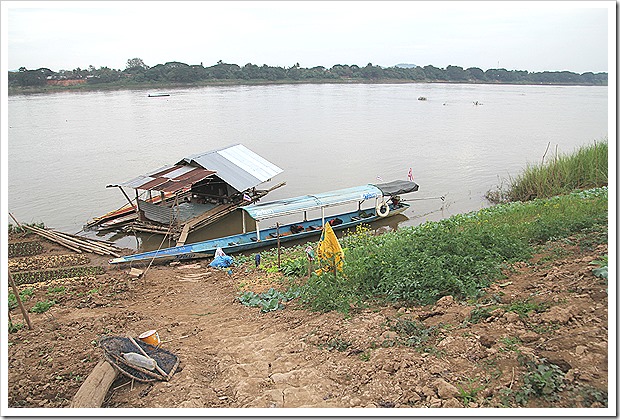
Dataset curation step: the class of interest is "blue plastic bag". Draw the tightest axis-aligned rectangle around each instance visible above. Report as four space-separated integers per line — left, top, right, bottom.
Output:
209 255 233 268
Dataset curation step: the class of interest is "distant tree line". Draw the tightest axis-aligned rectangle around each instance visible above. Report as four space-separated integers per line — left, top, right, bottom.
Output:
8 58 608 89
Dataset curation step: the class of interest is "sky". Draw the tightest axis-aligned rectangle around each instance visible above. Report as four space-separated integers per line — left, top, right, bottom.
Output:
2 1 613 74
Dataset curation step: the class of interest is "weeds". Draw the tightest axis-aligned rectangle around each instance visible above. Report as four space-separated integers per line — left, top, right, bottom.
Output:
506 299 549 318
458 378 486 406
322 337 352 352
515 358 566 404
487 140 607 203
8 288 34 310
30 300 55 314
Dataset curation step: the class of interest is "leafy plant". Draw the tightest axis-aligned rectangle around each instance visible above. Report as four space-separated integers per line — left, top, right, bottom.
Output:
458 379 486 406
12 266 105 286
388 318 437 348
8 241 43 258
590 255 608 280
499 336 522 352
8 288 35 310
30 300 55 314
507 299 549 318
280 257 308 277
8 321 25 333
515 358 566 404
238 287 300 313
467 306 495 324
47 286 66 296
322 337 351 352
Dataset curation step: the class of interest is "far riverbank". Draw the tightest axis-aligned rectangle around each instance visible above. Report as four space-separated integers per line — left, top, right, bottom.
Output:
7 78 607 96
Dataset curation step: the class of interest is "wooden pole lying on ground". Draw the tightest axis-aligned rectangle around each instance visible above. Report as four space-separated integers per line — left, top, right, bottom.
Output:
70 359 119 408
8 271 32 330
9 213 121 257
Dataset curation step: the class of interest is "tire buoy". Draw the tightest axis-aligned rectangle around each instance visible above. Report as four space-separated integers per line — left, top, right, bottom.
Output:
376 201 390 217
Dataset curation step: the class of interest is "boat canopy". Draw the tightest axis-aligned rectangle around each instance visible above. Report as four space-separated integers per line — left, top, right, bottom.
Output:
373 180 419 196
242 184 383 221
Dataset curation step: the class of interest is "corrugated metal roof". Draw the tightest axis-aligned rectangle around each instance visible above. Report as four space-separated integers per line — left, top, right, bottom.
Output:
241 184 383 220
117 144 283 193
178 144 283 192
119 165 216 193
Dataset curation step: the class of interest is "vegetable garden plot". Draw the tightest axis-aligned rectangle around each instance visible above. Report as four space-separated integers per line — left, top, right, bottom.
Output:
8 241 43 258
12 266 105 286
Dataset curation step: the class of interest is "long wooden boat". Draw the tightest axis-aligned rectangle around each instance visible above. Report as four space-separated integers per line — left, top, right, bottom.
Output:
109 180 419 265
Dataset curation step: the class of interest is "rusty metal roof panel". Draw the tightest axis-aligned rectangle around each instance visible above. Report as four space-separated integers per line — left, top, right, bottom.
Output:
178 144 283 192
119 165 216 193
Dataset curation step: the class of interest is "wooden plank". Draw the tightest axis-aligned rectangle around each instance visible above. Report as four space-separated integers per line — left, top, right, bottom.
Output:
70 359 119 408
176 203 236 246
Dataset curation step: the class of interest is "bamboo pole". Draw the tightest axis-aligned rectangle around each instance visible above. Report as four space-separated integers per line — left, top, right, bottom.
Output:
25 225 83 254
8 271 32 330
127 336 169 381
276 223 281 269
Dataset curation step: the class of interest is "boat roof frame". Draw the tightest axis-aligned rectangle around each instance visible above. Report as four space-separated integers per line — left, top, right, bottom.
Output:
241 184 384 221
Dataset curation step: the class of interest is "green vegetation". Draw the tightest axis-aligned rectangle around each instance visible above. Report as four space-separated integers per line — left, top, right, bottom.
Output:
12 266 105 286
487 140 607 203
298 186 606 313
30 300 55 314
237 142 607 316
515 358 566 404
8 222 44 236
238 287 301 313
8 288 34 310
590 255 608 280
9 58 607 93
8 241 43 258
322 337 352 352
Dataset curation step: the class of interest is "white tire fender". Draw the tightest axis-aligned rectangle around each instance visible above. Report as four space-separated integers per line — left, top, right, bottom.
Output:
376 200 390 217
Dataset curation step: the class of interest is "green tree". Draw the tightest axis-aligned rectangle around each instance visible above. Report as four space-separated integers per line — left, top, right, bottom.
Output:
126 57 148 70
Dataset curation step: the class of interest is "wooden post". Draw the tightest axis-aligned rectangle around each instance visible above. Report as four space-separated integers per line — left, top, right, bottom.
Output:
8 271 32 330
276 223 281 269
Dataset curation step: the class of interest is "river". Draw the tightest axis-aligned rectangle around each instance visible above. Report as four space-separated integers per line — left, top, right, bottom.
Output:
7 83 608 250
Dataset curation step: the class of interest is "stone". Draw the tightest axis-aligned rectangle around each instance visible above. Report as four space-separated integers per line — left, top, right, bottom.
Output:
503 311 520 323
575 345 587 356
443 398 464 408
479 334 495 348
434 379 459 399
518 330 540 343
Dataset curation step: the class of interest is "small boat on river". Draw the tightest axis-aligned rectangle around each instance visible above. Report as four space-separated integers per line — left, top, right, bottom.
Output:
109 180 419 265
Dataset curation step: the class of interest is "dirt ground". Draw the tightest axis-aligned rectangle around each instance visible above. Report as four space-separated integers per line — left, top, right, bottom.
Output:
6 231 609 411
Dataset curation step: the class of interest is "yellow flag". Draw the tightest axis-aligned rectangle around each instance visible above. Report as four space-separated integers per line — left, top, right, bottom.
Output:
316 222 344 275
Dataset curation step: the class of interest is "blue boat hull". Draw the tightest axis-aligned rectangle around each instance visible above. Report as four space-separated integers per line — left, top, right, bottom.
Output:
109 203 408 264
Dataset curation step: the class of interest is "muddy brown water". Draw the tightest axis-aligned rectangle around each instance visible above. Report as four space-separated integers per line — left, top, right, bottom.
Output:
7 83 608 251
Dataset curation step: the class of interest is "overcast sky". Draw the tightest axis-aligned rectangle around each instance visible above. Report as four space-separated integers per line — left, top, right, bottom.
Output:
2 1 612 74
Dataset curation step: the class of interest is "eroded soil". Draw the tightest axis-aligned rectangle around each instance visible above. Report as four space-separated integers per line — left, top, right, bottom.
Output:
7 233 609 410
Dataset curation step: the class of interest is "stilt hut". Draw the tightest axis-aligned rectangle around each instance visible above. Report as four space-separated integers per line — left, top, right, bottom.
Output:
88 144 284 244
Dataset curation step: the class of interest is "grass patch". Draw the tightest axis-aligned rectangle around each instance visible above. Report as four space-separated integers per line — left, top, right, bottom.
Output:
487 140 607 203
